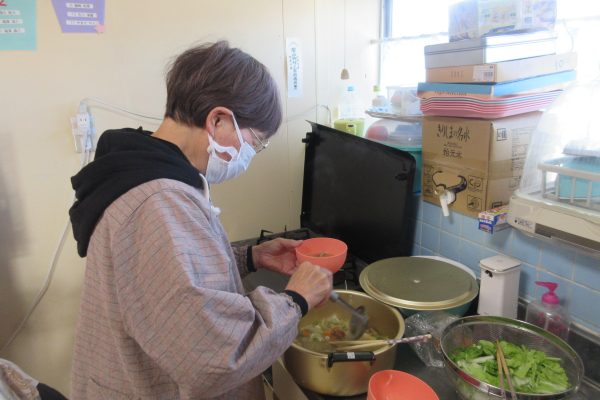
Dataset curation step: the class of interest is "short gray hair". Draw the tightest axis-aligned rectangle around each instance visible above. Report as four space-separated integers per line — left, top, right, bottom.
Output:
165 41 282 137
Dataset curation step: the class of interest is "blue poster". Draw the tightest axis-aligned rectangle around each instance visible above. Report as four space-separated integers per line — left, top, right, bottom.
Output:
51 0 106 33
0 0 36 51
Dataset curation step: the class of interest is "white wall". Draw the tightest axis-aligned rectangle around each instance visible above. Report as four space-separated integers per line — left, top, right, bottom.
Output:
0 0 379 395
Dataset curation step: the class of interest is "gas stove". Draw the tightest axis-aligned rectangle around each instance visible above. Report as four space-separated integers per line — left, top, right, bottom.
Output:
237 227 369 399
256 227 311 243
236 227 366 293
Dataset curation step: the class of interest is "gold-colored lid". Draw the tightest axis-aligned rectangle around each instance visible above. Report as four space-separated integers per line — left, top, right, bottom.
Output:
359 257 479 311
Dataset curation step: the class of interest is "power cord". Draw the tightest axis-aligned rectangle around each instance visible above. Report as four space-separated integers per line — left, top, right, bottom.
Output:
0 217 73 353
0 98 160 353
79 97 162 122
0 148 89 353
285 104 332 126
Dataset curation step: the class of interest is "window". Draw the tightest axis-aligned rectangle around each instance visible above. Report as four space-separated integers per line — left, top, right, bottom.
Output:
379 0 600 89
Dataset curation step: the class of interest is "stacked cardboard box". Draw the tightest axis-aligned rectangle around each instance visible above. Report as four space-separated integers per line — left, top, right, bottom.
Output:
421 112 541 216
419 2 576 218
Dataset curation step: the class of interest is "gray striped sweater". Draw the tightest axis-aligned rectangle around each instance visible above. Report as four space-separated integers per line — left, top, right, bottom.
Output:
71 179 301 399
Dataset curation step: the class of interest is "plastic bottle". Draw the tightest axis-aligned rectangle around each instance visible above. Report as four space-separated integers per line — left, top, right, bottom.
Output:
370 85 389 113
525 281 571 341
333 84 365 136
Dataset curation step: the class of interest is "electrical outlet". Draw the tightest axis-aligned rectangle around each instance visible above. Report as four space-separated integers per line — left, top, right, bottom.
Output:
76 112 91 132
71 112 95 153
70 116 84 153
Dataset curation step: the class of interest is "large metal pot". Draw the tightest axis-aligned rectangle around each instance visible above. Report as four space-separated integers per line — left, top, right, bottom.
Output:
359 256 478 316
283 290 405 396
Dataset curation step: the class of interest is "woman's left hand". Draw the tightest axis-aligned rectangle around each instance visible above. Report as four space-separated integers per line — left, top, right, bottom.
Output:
252 238 302 276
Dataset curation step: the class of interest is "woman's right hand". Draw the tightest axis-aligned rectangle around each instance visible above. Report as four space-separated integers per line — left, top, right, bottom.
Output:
285 262 333 310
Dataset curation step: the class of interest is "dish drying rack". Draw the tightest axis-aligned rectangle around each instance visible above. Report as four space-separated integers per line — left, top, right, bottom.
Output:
539 156 600 211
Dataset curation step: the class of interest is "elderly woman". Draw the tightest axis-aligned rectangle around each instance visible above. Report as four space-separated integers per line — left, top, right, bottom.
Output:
69 41 332 399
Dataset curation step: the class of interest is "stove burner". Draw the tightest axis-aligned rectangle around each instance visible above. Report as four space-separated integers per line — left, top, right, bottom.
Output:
337 254 362 288
257 227 311 244
252 227 364 290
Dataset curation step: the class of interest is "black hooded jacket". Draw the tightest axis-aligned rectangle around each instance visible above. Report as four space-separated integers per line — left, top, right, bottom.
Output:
69 128 203 257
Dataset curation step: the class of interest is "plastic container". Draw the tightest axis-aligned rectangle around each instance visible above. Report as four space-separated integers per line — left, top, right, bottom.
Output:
333 118 365 136
525 281 571 341
365 118 422 192
553 156 600 199
477 255 521 318
387 86 421 116
370 85 389 113
448 0 557 42
334 84 366 136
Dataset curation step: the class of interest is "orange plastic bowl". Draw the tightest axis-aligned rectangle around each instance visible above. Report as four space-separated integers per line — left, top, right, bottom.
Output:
295 237 348 273
367 370 439 400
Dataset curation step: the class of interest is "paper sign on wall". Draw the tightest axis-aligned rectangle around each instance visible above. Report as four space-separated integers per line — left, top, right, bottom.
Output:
0 0 36 51
286 38 303 98
52 0 105 33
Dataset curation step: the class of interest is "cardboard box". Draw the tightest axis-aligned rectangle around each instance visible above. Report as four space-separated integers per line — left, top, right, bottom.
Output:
479 219 510 233
425 53 577 83
422 112 542 217
424 30 557 69
478 205 509 233
448 0 557 42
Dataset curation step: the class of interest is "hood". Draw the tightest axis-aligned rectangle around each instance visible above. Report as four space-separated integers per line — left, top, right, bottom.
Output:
69 127 203 257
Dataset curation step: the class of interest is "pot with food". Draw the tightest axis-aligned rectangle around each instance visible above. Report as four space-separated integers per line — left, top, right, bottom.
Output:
284 290 405 396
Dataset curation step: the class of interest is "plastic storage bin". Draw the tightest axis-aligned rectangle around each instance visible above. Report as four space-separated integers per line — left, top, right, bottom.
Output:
365 118 422 192
554 156 600 199
448 0 557 42
334 84 366 136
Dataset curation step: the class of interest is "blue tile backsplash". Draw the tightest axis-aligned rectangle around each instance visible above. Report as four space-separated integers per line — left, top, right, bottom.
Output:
412 197 600 334
540 242 576 279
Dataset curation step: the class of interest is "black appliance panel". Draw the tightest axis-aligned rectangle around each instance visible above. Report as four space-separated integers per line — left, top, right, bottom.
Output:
301 123 416 263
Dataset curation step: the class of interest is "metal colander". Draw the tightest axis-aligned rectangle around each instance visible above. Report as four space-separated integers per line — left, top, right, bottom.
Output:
440 316 584 400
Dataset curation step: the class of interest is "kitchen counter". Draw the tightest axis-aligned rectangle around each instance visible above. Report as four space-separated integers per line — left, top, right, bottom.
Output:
264 295 600 400
251 262 600 399
290 345 600 400
391 345 462 399
294 346 459 400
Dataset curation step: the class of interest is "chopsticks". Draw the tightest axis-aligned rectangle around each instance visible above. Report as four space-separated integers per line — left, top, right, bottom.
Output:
496 340 517 400
329 334 432 351
329 342 392 351
495 342 507 399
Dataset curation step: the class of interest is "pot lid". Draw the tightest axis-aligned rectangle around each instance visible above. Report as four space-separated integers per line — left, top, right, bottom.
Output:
359 257 478 311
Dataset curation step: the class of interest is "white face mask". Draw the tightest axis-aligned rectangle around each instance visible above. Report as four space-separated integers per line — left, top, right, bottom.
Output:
205 113 256 184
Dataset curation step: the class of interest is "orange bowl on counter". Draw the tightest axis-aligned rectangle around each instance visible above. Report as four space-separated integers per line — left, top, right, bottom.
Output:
367 370 439 400
295 237 347 273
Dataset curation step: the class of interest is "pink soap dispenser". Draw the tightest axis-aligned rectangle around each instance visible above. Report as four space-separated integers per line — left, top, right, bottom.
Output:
525 281 571 341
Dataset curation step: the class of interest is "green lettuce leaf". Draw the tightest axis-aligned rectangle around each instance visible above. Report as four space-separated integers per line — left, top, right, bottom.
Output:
449 339 571 394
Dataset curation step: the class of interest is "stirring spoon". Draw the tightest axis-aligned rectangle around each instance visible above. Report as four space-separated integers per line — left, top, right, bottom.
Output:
329 291 369 340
